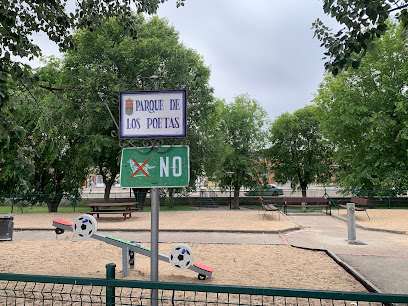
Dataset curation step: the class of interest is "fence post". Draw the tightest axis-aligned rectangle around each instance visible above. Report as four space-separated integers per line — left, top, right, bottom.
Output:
105 263 116 306
199 190 203 210
73 192 77 212
11 193 15 213
388 189 391 209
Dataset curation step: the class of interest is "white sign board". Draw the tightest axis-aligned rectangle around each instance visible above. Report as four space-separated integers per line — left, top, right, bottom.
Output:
119 90 186 138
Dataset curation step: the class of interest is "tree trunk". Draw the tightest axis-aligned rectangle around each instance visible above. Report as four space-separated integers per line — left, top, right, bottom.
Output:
300 182 308 198
47 193 64 212
168 188 174 209
233 186 240 209
47 176 64 212
101 170 118 203
104 184 112 203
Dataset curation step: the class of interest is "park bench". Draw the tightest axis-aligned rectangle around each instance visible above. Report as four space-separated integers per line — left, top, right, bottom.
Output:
338 197 370 220
87 210 138 220
283 197 331 215
258 196 280 220
85 203 140 220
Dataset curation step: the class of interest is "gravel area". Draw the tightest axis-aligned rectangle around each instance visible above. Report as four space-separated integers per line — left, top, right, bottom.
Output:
332 209 408 233
1 209 406 291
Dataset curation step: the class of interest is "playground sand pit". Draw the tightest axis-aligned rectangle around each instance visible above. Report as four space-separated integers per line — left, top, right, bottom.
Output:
0 241 367 292
333 209 408 233
8 210 294 231
8 209 408 233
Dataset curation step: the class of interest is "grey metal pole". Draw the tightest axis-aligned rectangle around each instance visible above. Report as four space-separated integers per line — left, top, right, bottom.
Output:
347 203 357 243
150 187 160 306
122 247 129 277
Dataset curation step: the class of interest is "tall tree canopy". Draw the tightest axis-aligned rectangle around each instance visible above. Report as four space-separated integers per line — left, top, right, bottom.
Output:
267 106 333 197
2 14 215 210
313 0 408 75
1 0 184 141
0 57 91 211
59 15 214 198
215 94 269 209
314 22 408 191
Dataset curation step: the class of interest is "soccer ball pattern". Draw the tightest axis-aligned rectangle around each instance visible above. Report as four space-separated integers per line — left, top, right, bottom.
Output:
73 214 98 238
169 243 194 270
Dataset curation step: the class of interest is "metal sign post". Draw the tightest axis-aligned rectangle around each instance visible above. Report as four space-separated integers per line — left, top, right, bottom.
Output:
118 88 189 306
150 187 159 305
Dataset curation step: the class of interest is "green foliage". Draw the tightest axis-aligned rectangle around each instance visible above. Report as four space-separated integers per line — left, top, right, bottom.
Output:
0 0 185 204
0 0 184 144
313 0 408 75
314 22 408 190
1 12 215 209
58 15 214 195
213 94 269 208
267 105 333 197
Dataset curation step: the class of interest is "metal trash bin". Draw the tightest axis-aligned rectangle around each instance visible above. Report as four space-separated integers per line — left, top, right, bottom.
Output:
0 216 13 241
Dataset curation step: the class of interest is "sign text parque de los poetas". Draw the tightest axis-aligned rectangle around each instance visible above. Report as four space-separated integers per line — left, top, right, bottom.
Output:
120 90 186 138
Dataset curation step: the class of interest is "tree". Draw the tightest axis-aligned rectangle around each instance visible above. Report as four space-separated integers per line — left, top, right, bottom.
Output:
46 15 215 203
215 94 269 209
0 81 35 194
0 57 91 211
313 0 408 75
267 106 333 197
314 22 408 191
1 0 185 208
0 0 184 178
0 0 185 88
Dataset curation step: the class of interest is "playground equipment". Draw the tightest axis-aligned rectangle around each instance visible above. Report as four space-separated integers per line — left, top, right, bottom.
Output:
169 243 194 271
52 215 213 280
73 214 97 238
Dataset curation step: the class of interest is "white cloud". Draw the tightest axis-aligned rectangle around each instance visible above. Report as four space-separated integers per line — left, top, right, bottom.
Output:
21 0 339 121
157 0 339 119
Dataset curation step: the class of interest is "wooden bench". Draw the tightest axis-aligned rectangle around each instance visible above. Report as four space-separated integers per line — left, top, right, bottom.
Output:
338 197 370 220
87 211 134 220
85 203 139 220
258 196 280 220
283 197 331 215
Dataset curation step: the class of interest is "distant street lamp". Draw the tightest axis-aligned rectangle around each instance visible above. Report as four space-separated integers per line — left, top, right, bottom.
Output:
226 171 234 209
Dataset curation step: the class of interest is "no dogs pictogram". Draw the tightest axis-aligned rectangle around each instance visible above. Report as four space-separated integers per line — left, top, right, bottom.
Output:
130 158 151 179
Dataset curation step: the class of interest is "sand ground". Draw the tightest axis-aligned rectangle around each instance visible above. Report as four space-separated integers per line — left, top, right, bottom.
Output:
0 209 406 292
332 209 408 232
7 210 293 231
6 209 408 233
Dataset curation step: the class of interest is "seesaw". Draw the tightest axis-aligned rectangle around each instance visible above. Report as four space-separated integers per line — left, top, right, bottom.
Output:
52 215 213 280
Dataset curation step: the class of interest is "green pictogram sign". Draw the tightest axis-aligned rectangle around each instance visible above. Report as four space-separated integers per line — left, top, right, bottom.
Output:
120 146 189 188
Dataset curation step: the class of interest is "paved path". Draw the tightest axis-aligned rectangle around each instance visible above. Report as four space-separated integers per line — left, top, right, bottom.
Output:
11 212 408 295
283 213 408 295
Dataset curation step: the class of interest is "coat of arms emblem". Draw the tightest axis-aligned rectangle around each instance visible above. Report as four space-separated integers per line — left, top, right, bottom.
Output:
125 98 134 115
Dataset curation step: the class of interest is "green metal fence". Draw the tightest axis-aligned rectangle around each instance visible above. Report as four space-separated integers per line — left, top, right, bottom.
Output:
1 188 408 214
0 193 78 213
0 264 407 305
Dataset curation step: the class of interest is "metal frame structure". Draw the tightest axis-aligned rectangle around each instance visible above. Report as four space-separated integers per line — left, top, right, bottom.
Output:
52 219 213 280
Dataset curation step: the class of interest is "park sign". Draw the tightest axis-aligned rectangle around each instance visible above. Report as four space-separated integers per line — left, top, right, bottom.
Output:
119 90 187 138
120 146 189 188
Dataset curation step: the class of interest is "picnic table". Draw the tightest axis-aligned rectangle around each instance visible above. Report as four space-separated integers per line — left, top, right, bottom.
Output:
85 203 139 220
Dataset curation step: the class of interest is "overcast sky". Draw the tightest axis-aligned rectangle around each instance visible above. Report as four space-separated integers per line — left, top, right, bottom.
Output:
156 0 339 120
28 0 339 121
